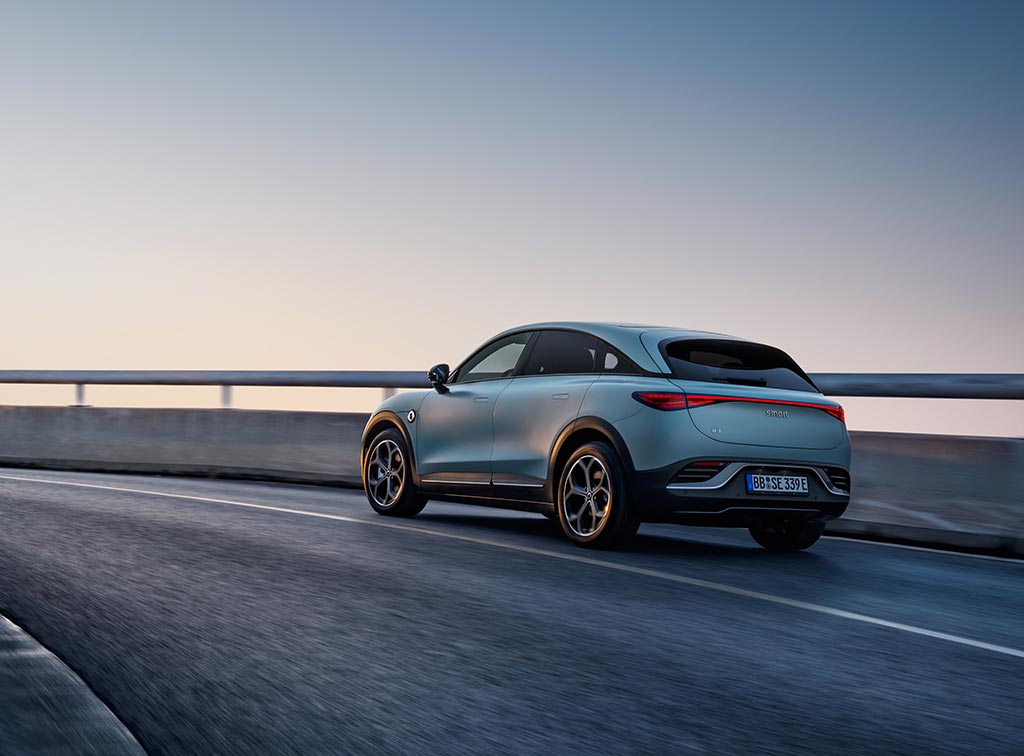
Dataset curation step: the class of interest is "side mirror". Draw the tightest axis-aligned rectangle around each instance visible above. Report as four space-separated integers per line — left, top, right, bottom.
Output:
427 363 450 394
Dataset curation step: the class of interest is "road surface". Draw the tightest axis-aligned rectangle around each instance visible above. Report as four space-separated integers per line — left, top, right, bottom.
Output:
0 469 1021 755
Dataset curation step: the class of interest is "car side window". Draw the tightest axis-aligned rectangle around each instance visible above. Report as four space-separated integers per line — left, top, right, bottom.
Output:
519 330 642 376
520 330 603 376
601 347 641 374
454 333 532 383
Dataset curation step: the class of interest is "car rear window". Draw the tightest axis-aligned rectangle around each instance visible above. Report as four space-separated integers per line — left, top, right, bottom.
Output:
662 339 817 392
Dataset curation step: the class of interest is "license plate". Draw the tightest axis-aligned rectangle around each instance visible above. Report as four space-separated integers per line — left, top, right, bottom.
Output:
746 474 809 496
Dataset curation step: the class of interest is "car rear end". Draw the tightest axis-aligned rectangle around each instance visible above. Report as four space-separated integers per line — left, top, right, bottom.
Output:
610 335 851 526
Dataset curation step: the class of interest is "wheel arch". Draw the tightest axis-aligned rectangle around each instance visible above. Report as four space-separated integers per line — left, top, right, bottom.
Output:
361 412 417 481
546 416 635 502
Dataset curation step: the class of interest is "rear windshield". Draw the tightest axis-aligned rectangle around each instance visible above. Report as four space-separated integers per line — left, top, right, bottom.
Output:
662 339 817 393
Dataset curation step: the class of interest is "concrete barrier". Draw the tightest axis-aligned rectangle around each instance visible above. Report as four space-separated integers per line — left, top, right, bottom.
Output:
829 431 1024 555
0 406 368 486
0 406 1020 555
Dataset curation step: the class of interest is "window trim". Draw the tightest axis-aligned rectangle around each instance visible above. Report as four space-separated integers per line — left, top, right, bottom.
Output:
514 328 646 379
655 336 820 393
450 327 655 386
450 331 538 385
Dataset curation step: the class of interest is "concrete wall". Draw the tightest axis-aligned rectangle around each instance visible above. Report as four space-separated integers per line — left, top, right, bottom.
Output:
0 406 1020 555
0 406 368 485
831 431 1024 555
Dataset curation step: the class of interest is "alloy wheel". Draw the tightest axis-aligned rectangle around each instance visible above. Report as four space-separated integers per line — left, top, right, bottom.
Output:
562 455 612 537
367 439 405 508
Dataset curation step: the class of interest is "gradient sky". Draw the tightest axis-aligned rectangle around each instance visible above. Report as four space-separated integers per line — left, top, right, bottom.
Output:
1 1 1021 435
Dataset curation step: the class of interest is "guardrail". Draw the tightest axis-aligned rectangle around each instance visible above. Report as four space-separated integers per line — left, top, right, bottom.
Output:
810 373 1024 400
0 371 431 408
0 371 1021 408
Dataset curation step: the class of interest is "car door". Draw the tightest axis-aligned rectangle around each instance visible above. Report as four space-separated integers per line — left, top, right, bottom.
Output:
489 329 604 488
415 332 533 486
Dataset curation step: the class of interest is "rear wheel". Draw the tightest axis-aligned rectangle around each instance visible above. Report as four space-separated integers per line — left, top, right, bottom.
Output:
363 429 426 517
557 442 640 549
749 520 825 551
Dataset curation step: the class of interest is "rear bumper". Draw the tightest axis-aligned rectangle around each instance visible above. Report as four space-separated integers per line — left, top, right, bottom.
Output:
632 460 850 526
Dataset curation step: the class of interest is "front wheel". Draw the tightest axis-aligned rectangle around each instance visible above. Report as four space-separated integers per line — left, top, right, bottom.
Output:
557 442 640 549
749 521 825 551
363 429 426 517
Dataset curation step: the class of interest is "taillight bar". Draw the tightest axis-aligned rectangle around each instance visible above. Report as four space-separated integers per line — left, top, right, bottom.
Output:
687 394 846 423
632 391 845 423
631 392 689 410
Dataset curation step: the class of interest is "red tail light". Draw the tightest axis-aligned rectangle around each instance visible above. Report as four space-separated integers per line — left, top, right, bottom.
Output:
673 460 729 483
632 391 845 423
822 406 846 423
686 394 845 423
681 395 719 409
631 392 689 410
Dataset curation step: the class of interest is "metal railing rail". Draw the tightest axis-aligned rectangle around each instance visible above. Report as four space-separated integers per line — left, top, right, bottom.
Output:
0 371 1021 408
0 371 431 408
810 373 1024 400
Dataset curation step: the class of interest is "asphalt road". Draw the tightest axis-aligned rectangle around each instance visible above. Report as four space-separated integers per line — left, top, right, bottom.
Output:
0 469 1021 756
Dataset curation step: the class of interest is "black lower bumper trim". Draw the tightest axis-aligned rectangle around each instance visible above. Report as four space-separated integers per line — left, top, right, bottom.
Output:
632 459 850 525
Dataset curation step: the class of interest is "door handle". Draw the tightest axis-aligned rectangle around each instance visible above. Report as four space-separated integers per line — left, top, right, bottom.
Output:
551 393 569 400
474 396 489 403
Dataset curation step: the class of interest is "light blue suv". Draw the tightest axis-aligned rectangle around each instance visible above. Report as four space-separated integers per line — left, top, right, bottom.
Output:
361 323 851 550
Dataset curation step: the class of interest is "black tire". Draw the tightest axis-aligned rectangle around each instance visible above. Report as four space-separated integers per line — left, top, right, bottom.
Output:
749 521 825 551
556 441 640 549
362 428 426 518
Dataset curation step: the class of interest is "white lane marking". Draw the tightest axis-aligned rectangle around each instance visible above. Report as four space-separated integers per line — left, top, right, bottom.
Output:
3 472 1023 661
10 470 1023 564
823 534 1024 564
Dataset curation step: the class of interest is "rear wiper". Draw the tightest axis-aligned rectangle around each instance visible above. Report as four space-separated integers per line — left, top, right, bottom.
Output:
713 376 768 387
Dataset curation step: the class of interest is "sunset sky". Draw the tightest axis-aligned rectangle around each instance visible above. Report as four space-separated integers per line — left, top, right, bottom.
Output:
1 2 1021 435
